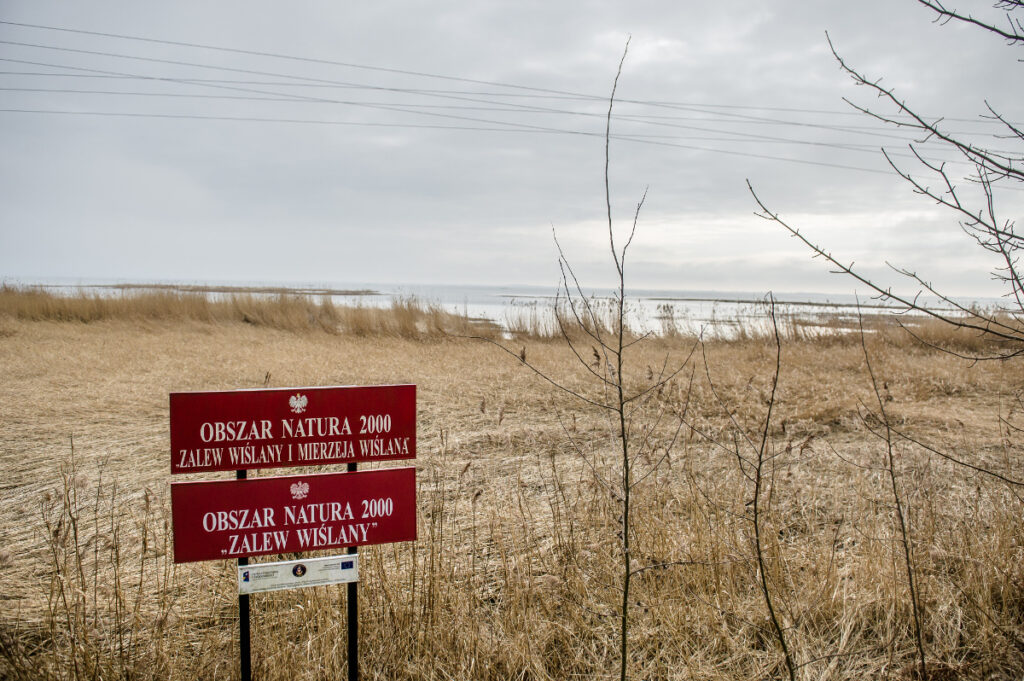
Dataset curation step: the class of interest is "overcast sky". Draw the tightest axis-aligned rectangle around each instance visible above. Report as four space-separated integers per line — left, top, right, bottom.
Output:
1 1 1021 297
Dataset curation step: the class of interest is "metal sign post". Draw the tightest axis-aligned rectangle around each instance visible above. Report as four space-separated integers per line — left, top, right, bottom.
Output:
348 461 358 681
237 469 251 681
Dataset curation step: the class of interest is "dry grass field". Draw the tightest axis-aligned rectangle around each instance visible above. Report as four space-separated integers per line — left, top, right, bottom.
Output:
0 287 1022 680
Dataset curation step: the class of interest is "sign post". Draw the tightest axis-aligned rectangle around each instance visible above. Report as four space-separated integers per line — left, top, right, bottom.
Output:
237 469 251 681
347 461 358 681
169 384 417 681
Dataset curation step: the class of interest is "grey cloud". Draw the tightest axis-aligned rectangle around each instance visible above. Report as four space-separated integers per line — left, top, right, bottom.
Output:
0 0 1017 296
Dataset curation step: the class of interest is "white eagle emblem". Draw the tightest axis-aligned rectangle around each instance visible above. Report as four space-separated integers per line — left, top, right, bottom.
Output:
289 393 308 414
290 481 310 500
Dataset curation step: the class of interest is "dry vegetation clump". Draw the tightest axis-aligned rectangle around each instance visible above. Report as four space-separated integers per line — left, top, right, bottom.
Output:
875 313 1024 359
0 285 497 339
0 284 219 323
0 305 1022 680
336 296 495 339
503 297 648 343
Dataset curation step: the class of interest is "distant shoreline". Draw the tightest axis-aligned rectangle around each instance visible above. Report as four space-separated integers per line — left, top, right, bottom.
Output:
33 282 383 297
22 280 966 313
11 280 987 321
643 296 952 311
499 292 956 313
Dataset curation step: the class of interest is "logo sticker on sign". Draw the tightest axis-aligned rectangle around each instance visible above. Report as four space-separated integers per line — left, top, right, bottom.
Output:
238 554 359 594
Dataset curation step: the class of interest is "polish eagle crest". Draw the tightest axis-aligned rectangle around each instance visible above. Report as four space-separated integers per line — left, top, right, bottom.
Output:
290 481 310 500
289 393 308 414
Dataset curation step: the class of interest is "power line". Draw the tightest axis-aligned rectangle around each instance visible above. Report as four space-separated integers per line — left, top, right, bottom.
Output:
0 23 1015 175
14 104 1016 193
0 19 601 99
14 106 1016 190
0 60 1003 170
0 107 924 176
0 56 623 137
0 47 987 150
0 60 1013 142
8 86 995 159
2 19 1016 127
0 61 1006 163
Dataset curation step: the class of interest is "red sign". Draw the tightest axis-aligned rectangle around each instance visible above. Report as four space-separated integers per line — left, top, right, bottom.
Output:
171 467 416 563
170 384 415 473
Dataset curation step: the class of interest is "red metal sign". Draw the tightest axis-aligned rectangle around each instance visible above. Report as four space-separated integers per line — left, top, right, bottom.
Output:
171 467 416 563
170 384 415 473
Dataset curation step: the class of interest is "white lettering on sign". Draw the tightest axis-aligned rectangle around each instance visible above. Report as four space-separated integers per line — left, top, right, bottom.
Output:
280 417 351 439
178 448 224 469
296 523 371 548
227 443 286 466
358 437 410 457
359 414 392 434
296 440 355 461
227 531 290 555
201 507 277 532
199 420 274 443
283 502 354 525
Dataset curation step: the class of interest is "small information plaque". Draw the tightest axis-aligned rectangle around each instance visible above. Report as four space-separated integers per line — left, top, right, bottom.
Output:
238 554 359 594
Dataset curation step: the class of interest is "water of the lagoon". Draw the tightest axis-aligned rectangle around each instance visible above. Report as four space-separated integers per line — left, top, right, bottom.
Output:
4 276 1005 337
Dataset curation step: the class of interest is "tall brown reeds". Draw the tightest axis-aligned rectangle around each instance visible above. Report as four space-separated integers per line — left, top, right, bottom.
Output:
1 317 1023 679
0 285 497 339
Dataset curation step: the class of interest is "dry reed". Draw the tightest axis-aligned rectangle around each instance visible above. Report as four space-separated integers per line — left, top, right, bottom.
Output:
0 296 1021 680
0 285 497 339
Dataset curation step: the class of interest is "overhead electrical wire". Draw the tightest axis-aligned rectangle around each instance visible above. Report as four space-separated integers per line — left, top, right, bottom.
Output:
3 74 1001 135
7 85 1012 159
3 68 1013 140
0 47 990 150
0 107 909 175
1 39 906 138
3 70 1010 153
0 19 612 99
0 21 1015 177
0 39 1011 139
4 68 1005 127
0 54 973 172
1 19 1013 125
1 31 1012 142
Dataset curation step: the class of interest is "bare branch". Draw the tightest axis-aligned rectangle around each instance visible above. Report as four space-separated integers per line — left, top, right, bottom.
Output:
758 295 783 467
555 235 614 353
748 180 1024 352
465 334 614 412
624 337 699 405
606 37 630 278
828 33 1024 183
631 367 696 487
621 187 647 267
555 412 616 493
888 422 1024 487
914 0 1024 43
985 100 1024 142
